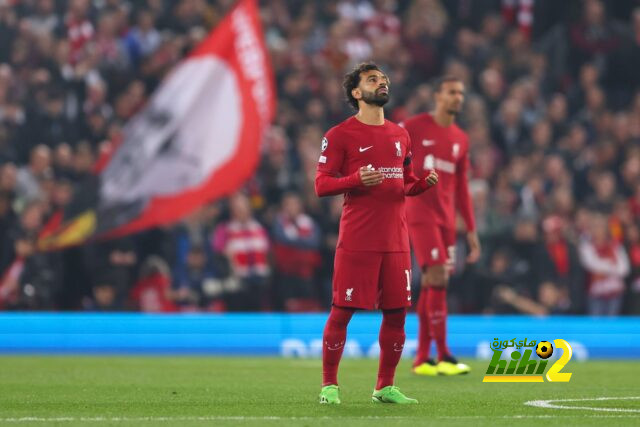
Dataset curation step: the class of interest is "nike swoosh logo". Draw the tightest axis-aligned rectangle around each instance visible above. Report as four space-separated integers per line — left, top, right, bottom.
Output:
359 146 373 152
422 140 435 146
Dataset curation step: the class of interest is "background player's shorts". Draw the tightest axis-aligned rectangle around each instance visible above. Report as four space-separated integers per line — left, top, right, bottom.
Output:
409 223 456 269
332 248 412 310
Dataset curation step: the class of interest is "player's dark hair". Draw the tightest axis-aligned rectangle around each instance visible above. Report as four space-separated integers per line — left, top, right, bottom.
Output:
343 62 384 110
432 75 463 92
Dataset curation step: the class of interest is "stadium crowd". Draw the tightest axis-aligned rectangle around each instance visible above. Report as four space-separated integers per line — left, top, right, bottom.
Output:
0 0 639 315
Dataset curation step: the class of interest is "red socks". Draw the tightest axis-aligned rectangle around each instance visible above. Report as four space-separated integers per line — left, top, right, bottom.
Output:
322 306 408 389
414 288 431 366
376 308 406 390
426 287 450 360
322 306 355 386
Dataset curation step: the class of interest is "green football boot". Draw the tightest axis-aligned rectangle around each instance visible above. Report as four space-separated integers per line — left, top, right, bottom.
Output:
319 385 341 404
371 386 418 404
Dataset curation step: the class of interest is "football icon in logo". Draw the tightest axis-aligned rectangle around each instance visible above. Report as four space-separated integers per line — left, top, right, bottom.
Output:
536 341 554 359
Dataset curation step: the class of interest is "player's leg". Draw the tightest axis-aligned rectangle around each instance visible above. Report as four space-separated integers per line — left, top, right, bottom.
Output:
425 264 451 360
414 269 432 368
320 249 381 404
409 223 445 375
320 305 355 403
428 227 470 375
376 307 406 390
372 252 417 404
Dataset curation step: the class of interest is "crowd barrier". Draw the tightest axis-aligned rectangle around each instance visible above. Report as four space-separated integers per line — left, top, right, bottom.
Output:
0 313 638 359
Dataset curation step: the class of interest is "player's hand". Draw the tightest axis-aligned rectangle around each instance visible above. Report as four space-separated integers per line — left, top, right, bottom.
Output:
466 231 481 263
359 166 384 186
425 170 438 187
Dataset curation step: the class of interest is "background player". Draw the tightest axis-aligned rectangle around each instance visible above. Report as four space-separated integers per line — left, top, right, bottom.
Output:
402 76 481 376
315 63 438 404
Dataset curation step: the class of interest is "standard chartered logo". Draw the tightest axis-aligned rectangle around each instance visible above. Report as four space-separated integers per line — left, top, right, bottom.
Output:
378 167 403 179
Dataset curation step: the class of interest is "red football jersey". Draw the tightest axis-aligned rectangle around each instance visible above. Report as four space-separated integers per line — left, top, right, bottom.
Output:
315 116 430 252
401 113 475 231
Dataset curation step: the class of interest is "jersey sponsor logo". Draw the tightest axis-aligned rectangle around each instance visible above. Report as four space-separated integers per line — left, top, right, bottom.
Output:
453 143 460 158
321 137 328 152
378 166 403 179
394 141 402 157
319 155 327 163
359 145 373 152
422 139 435 146
345 288 353 301
423 155 456 174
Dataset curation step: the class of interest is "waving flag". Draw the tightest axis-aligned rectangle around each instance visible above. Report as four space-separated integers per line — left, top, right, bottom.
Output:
38 0 275 250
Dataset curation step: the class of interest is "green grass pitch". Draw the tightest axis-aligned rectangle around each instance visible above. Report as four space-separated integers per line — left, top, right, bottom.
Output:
1 356 639 426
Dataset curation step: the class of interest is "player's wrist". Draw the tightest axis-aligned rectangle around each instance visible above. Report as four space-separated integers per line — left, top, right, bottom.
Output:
351 170 365 187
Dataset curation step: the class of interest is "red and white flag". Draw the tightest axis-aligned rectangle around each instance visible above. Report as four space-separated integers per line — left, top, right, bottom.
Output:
38 0 275 250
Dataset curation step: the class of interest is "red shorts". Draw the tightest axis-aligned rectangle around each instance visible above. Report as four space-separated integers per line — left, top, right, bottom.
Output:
332 248 412 310
409 223 456 269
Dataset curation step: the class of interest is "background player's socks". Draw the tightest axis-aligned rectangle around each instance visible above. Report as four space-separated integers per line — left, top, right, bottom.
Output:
413 288 431 367
427 287 450 361
322 306 355 386
376 308 406 390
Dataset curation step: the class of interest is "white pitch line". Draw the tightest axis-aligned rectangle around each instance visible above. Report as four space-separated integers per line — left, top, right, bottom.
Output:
525 396 640 413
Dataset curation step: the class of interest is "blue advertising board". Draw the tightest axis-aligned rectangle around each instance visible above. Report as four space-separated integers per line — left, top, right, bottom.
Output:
0 313 638 359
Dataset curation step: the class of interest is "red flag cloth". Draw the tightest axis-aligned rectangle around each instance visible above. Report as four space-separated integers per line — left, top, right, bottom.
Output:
38 0 275 250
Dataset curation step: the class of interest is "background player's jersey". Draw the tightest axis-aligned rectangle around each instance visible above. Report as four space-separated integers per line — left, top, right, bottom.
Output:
401 113 475 231
317 116 420 252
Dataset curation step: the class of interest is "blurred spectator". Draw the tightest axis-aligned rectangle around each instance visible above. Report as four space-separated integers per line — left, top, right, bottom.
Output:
123 10 162 65
12 201 62 310
579 212 629 315
623 222 640 314
211 193 270 311
172 244 214 310
15 144 51 205
538 215 585 313
493 281 570 316
568 0 624 78
84 275 121 311
129 255 177 313
85 236 137 310
272 192 322 311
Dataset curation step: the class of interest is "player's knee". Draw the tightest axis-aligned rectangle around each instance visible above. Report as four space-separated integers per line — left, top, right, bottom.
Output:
427 266 448 287
382 308 406 329
420 270 430 288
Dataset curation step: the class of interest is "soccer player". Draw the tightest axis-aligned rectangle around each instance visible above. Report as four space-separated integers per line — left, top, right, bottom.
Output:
315 62 438 404
402 76 481 376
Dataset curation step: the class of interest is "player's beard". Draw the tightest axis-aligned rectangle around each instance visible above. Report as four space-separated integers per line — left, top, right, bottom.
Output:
361 88 389 107
447 101 462 116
